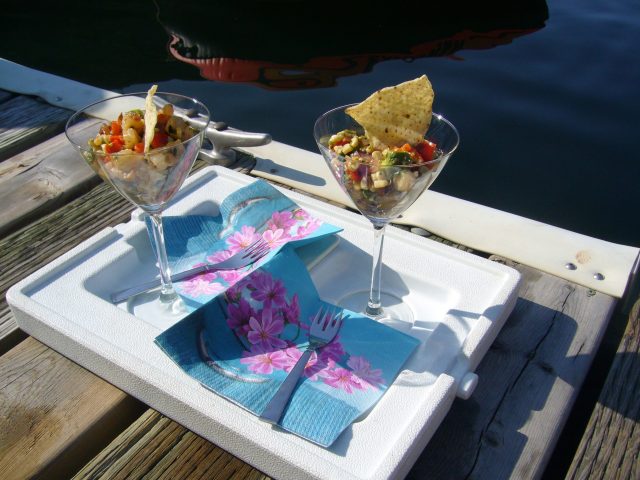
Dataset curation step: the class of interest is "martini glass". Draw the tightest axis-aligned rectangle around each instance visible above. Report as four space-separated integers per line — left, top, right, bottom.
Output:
66 92 210 312
314 104 459 321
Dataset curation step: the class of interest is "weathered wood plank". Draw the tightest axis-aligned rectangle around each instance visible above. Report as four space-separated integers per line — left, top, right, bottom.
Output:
0 122 101 237
0 117 98 184
407 257 617 480
0 336 146 480
565 297 640 480
73 410 270 480
0 95 71 162
0 180 133 353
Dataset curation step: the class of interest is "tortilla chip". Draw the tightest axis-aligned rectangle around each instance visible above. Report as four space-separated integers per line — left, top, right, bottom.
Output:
346 75 434 147
144 84 158 153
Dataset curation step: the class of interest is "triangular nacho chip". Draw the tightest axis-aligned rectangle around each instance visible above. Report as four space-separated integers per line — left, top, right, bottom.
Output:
346 75 434 147
143 84 158 153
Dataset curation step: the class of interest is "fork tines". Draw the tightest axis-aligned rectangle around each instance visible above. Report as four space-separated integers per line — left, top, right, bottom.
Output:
242 238 270 261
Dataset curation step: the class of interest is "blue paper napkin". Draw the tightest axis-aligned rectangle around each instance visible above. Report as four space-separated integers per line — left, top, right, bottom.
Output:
155 247 420 447
147 180 342 311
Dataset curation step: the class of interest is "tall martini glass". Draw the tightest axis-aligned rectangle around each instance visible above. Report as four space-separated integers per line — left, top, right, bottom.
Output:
66 92 210 313
314 105 459 321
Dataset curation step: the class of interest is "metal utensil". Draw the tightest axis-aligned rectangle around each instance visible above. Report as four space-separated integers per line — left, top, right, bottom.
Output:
111 238 270 303
260 306 344 424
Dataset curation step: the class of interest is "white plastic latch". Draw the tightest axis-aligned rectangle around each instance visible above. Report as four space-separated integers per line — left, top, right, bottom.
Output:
456 372 478 399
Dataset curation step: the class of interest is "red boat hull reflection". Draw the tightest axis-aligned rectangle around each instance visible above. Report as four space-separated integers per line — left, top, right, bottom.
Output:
160 1 549 89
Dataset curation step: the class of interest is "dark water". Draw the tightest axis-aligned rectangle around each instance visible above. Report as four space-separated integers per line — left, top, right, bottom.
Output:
2 0 639 247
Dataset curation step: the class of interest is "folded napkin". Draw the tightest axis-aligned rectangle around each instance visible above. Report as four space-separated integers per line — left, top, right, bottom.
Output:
155 247 419 447
147 180 342 311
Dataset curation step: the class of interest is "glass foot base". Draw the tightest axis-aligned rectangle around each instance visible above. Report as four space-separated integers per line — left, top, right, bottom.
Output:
124 289 189 330
336 290 414 329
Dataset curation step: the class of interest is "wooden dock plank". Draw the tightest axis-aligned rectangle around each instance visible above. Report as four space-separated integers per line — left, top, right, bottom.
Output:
0 336 146 480
0 180 133 353
73 410 270 480
0 95 71 162
407 258 617 480
0 123 100 237
565 297 640 480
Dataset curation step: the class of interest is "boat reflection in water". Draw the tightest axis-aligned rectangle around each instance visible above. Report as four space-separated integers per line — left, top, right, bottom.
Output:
158 1 549 90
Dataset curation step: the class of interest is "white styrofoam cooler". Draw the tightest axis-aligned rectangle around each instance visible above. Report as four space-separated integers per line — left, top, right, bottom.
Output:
7 166 521 480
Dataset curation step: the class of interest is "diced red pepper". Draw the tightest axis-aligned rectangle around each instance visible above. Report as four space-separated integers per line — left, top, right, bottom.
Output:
416 140 437 162
133 142 145 153
347 169 361 182
151 131 169 149
110 121 122 135
104 138 123 154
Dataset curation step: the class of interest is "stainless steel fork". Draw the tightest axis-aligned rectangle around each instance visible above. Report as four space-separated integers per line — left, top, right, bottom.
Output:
260 306 344 424
110 238 270 303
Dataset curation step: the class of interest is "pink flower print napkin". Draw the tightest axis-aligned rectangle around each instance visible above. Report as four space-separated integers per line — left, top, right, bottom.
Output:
155 247 420 447
149 179 342 311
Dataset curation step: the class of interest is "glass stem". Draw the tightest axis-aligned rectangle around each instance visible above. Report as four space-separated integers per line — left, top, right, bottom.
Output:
149 213 177 303
366 223 386 317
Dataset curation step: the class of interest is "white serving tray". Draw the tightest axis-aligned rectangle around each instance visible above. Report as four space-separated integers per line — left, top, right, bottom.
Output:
8 166 521 480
